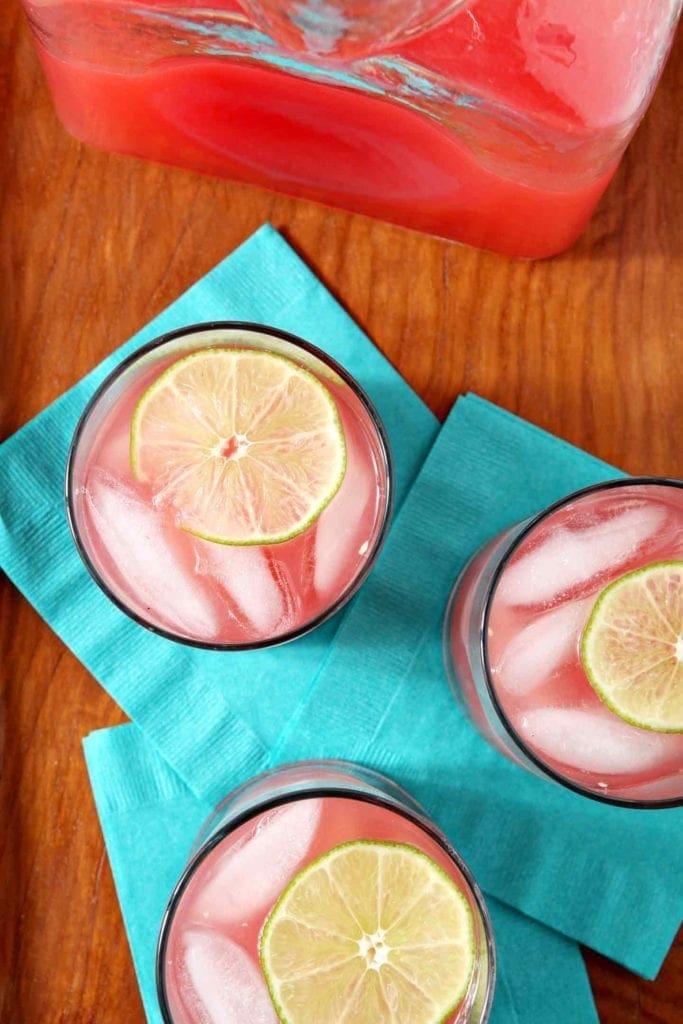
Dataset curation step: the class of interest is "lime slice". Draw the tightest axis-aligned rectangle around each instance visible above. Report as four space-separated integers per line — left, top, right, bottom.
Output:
581 561 683 733
130 348 346 545
260 840 475 1024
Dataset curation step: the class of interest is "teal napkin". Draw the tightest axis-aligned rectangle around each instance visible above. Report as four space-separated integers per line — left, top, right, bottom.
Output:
268 394 683 980
84 722 599 1024
3 223 679 987
0 224 437 797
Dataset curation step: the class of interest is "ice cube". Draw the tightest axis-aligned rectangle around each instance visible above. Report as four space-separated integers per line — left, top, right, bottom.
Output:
191 799 321 926
179 929 277 1024
497 503 666 607
194 540 293 636
519 706 682 776
492 597 593 697
517 0 665 127
314 452 374 598
87 472 222 639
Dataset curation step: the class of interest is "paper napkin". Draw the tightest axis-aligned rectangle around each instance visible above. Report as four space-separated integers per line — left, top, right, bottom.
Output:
0 224 437 798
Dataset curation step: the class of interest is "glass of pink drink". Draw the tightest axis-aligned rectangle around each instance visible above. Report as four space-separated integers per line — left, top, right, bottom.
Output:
157 761 496 1023
445 479 683 807
66 323 392 649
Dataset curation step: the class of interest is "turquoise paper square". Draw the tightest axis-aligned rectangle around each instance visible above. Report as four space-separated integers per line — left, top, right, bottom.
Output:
0 224 437 798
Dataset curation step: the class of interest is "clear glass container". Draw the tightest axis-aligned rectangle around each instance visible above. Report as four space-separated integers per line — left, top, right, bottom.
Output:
444 478 683 808
65 322 393 649
157 760 496 1023
22 1 682 258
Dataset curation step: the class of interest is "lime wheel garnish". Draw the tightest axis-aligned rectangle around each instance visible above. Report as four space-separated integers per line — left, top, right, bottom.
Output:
260 840 475 1024
581 561 683 733
130 348 346 545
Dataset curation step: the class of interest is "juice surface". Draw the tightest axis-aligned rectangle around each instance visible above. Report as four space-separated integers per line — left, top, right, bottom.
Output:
26 0 681 257
72 345 388 646
163 795 481 1023
487 484 683 795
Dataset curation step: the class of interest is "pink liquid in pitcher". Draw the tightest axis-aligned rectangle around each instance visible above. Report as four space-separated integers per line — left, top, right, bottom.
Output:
484 484 683 794
69 334 390 647
24 1 682 257
162 796 481 1023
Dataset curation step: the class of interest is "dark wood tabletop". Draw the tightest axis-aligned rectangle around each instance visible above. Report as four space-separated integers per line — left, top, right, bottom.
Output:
1 3 682 1021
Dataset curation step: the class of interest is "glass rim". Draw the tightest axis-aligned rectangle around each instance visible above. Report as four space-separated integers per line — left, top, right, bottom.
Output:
478 475 683 810
155 758 497 1024
64 320 395 652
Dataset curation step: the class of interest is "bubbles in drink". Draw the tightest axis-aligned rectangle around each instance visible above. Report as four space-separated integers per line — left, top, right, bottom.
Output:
177 930 277 1024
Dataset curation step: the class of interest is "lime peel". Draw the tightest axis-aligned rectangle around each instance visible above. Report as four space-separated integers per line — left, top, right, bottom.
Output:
581 560 683 734
259 839 476 1024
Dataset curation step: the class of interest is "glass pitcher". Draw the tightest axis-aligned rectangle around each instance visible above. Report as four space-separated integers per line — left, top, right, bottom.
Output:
22 1 682 257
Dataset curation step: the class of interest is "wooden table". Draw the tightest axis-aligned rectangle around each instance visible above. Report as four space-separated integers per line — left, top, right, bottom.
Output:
1 4 681 1021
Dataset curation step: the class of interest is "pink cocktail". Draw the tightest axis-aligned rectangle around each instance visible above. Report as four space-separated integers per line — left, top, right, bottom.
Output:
445 479 683 806
66 323 392 648
157 761 496 1023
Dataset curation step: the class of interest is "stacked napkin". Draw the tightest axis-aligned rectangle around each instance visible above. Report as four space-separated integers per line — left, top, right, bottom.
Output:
2 226 680 1024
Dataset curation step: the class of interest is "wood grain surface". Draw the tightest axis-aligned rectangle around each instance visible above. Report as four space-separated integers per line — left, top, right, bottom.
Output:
1 3 682 1021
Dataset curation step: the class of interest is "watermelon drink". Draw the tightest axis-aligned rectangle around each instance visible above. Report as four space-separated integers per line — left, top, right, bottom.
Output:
66 323 392 648
445 479 683 806
22 1 683 258
157 761 496 1024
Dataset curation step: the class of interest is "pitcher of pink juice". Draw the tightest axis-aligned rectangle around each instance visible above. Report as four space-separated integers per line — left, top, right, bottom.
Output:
23 0 681 257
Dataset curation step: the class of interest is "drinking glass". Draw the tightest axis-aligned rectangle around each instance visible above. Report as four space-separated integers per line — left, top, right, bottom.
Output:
444 478 683 807
157 759 496 1023
66 322 393 649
